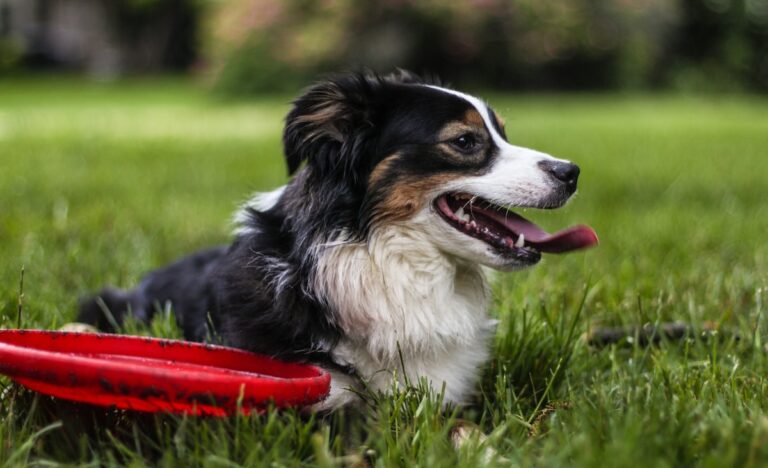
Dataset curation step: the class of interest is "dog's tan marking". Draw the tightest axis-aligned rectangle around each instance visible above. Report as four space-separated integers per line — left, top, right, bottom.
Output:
372 172 463 224
437 122 477 141
493 111 506 132
292 84 349 142
464 109 485 127
295 102 345 142
295 103 343 125
368 153 399 187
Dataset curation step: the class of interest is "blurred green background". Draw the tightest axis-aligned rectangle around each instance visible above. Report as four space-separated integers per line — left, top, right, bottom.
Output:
2 0 768 93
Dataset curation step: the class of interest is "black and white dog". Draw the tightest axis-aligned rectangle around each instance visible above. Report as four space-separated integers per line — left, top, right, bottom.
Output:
79 71 597 411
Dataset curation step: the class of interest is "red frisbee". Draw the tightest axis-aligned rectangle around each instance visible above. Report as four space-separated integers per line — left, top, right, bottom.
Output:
0 330 330 416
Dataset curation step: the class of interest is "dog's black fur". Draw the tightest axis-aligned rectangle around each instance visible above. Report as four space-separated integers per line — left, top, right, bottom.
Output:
78 71 498 368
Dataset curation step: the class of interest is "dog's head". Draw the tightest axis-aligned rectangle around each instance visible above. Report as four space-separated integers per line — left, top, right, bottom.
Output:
283 71 597 271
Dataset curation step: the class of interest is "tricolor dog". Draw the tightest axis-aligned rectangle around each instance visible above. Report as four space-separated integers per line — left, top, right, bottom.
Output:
80 71 597 411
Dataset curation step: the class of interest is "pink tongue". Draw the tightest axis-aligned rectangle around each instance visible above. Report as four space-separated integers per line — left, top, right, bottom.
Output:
482 209 599 254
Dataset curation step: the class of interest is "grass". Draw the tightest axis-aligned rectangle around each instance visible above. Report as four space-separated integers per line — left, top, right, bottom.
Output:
1 76 768 466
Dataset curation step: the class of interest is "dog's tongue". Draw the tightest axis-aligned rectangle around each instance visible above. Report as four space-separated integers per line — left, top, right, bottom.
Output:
483 209 598 254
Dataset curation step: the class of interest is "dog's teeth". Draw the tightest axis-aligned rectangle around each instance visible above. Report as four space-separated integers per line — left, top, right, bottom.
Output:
515 234 525 248
455 207 470 223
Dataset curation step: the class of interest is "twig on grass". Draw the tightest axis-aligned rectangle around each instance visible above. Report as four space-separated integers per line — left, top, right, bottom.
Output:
528 401 573 438
584 321 738 348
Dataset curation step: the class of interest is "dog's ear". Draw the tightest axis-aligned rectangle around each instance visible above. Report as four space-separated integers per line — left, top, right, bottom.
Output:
283 73 385 180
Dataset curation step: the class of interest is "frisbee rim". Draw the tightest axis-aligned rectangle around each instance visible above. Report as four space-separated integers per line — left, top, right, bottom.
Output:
0 329 330 414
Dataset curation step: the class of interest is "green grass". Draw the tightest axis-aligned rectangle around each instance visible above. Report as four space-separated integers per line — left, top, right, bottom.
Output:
1 77 768 466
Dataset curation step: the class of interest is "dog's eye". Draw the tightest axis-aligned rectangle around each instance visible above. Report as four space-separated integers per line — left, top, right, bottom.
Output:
451 134 479 152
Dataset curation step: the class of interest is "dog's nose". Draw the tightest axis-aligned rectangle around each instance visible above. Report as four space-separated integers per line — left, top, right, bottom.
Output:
538 160 580 190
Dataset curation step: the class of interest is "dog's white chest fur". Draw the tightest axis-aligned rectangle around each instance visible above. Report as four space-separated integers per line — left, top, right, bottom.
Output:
313 218 496 410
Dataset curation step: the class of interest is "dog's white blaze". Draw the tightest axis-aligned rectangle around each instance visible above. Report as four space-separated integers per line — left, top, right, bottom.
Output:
426 85 507 147
312 221 496 410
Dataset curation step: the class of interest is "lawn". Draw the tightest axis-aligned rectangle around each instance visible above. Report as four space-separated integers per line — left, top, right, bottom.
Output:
1 77 768 466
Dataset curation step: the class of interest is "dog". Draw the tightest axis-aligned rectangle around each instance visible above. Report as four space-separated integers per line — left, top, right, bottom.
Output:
78 71 597 411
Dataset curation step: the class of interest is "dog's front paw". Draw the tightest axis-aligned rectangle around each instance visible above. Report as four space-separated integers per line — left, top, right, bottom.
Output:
58 322 99 333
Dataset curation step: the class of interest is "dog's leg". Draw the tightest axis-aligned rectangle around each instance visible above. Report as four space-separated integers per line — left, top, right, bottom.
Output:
450 420 508 464
59 322 99 333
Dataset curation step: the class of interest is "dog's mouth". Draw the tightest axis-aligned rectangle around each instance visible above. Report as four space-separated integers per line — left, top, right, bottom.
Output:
434 192 598 260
